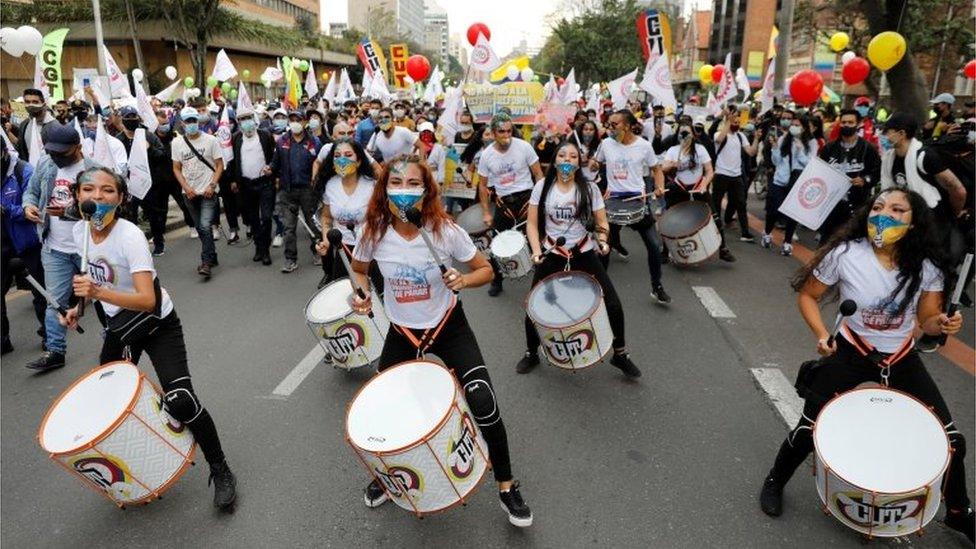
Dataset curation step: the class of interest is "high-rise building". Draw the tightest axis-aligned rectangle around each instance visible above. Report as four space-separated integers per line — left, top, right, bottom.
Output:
348 0 425 43
424 0 450 68
449 33 468 70
707 0 780 87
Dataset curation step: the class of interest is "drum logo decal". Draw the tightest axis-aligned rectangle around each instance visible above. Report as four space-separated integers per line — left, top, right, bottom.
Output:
70 455 136 499
474 236 491 254
834 492 926 528
374 466 423 499
448 413 479 480
502 260 521 275
674 238 699 259
545 329 595 365
155 397 187 435
326 322 367 361
798 177 828 210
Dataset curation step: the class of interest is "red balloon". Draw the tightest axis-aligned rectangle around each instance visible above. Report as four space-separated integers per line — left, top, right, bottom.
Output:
965 59 976 80
556 77 565 86
789 69 824 106
842 57 870 85
406 55 431 81
711 64 725 83
467 23 491 46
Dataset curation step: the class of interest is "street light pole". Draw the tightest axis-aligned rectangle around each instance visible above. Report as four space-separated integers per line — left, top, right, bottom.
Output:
92 0 107 74
773 0 795 97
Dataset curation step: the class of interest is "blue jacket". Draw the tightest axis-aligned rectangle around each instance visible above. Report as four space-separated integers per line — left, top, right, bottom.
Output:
271 131 321 190
2 159 40 254
22 156 103 243
355 117 377 149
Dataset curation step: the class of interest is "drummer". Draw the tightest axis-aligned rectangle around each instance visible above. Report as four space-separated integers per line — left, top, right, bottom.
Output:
58 167 238 511
349 156 533 527
476 112 544 297
517 140 640 378
660 121 735 262
588 110 671 304
758 188 973 543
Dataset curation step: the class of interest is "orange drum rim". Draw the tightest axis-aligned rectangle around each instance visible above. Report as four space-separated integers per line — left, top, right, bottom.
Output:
38 361 143 456
812 386 951 496
345 360 462 456
524 270 605 329
658 201 713 240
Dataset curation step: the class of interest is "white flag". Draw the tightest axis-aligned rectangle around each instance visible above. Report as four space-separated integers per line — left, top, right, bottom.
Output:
638 53 677 111
135 79 158 133
211 49 238 82
304 61 319 98
322 71 337 104
713 53 737 107
758 58 776 116
468 33 502 72
778 157 852 230
559 68 580 104
260 66 283 83
103 46 133 99
73 116 84 139
92 116 115 168
216 106 234 163
361 71 373 97
27 119 45 167
368 72 392 103
608 69 638 110
338 68 356 101
237 81 254 114
154 80 182 103
705 91 721 116
436 87 464 146
33 57 50 103
586 84 600 114
90 76 112 107
542 77 559 103
735 67 751 99
127 129 153 200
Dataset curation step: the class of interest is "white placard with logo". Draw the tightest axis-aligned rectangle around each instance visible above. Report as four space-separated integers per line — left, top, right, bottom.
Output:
778 156 851 230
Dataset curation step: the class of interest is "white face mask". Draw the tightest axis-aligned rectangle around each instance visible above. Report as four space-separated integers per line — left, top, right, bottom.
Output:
289 121 304 134
789 126 802 137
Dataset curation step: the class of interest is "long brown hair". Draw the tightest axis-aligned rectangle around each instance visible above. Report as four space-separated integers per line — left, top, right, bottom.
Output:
360 156 453 250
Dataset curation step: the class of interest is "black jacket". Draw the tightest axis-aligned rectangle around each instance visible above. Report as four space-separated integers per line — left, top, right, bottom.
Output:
230 129 276 181
818 137 881 208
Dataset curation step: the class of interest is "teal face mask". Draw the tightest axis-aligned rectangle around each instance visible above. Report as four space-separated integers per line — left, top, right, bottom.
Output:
387 188 424 218
183 123 199 135
555 162 578 178
240 119 257 134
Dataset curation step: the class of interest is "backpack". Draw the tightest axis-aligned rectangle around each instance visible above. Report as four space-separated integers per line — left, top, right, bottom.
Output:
922 134 975 210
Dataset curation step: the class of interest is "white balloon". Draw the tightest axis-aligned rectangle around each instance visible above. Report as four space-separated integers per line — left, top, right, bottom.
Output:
0 27 25 57
506 65 519 81
404 75 414 84
520 67 534 82
17 26 43 56
841 51 856 65
132 68 144 82
165 66 178 80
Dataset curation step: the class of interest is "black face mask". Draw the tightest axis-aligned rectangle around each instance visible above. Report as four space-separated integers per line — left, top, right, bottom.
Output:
122 119 141 131
49 151 78 168
839 125 857 138
26 104 45 117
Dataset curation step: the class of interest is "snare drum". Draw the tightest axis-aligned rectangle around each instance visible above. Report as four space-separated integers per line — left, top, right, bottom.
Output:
305 279 390 370
605 197 648 226
658 201 721 265
38 361 196 507
346 361 491 516
456 203 494 255
813 387 950 537
525 271 613 370
490 230 533 279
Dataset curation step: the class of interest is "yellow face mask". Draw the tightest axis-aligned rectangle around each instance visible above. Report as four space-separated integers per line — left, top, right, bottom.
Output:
866 214 909 248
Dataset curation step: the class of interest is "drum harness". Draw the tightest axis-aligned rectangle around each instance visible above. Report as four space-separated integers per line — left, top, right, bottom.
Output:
392 301 457 359
840 324 916 386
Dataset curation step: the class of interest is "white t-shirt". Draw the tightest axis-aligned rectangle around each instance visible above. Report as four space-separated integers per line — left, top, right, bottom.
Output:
367 126 417 162
72 219 174 319
664 144 711 187
322 175 375 245
171 133 221 193
641 119 673 143
477 139 539 197
529 180 605 252
316 142 376 165
594 137 657 195
46 161 86 254
814 239 943 353
426 143 447 183
239 133 267 179
714 132 746 177
353 222 476 329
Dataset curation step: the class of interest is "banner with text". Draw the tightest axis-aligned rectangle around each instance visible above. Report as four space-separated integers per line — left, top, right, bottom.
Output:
390 44 409 89
636 9 671 61
463 82 545 124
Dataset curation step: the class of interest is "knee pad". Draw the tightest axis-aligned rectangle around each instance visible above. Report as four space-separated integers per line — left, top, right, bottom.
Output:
163 386 203 424
461 366 500 428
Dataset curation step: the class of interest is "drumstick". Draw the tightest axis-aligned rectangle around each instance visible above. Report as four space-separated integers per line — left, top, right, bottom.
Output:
539 236 566 259
404 208 459 295
826 299 857 348
939 253 973 345
326 228 374 319
8 258 84 334
621 193 648 202
78 200 97 320
297 212 320 242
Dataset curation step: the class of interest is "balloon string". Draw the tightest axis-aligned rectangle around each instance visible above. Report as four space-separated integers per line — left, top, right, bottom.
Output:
896 1 908 32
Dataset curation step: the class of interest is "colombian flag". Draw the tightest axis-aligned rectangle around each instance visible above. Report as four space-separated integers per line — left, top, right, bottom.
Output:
444 147 460 185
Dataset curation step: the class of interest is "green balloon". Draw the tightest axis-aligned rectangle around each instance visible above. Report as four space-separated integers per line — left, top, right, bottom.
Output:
229 89 238 99
299 60 309 72
533 75 540 81
242 69 251 78
221 82 232 93
206 76 219 88
282 56 291 67
183 77 194 87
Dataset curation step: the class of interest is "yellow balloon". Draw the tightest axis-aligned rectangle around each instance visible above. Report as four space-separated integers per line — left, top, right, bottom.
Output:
867 31 906 71
829 32 849 52
699 64 714 84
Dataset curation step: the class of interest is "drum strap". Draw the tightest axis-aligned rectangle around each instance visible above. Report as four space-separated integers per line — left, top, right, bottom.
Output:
546 234 590 270
392 301 457 358
840 324 915 384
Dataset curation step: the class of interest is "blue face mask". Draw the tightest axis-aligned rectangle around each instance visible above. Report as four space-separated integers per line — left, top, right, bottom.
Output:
273 119 287 130
555 162 578 178
183 123 199 136
90 202 119 230
855 106 869 118
387 188 424 218
879 135 892 151
240 119 257 134
334 156 359 176
83 128 96 140
158 123 171 134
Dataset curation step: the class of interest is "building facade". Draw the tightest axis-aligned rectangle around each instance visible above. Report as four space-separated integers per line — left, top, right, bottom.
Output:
423 0 449 68
348 0 425 43
707 0 779 86
449 33 468 70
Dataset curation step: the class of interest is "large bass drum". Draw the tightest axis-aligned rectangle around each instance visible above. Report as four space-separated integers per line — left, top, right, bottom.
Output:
658 201 721 265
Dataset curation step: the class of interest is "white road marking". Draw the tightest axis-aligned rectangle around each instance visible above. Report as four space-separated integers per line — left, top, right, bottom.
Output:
691 286 737 318
272 345 326 397
750 367 803 428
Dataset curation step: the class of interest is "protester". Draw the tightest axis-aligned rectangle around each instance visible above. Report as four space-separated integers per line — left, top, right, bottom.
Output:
16 88 56 164
270 110 321 273
817 108 881 244
231 109 276 265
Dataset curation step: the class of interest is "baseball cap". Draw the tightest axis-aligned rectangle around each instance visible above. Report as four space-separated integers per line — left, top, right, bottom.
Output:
929 92 955 105
287 110 305 120
272 107 288 118
882 111 917 134
43 123 81 153
417 121 435 133
854 96 871 107
180 106 200 121
118 105 139 118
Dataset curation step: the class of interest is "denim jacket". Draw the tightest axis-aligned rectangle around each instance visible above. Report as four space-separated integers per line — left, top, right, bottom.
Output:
22 156 103 242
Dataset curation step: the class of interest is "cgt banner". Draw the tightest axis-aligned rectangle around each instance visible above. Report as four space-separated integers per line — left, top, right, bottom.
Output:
778 156 851 229
636 9 671 61
390 44 409 89
463 82 545 125
37 29 70 101
357 37 388 81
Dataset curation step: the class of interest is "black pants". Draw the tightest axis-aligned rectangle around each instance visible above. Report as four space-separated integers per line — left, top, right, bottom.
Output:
378 303 513 482
602 214 664 287
239 176 275 255
99 311 226 466
712 174 751 237
1 245 46 343
217 172 241 232
321 242 385 295
768 337 970 511
664 186 729 251
764 181 798 243
525 248 625 352
127 185 168 249
490 190 531 284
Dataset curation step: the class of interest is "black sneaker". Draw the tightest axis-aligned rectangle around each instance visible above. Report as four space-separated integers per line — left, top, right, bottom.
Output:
261 254 272 266
488 279 503 297
364 478 390 508
944 506 975 543
227 231 240 245
740 234 756 243
499 481 533 527
26 351 65 372
252 252 263 262
651 284 671 304
516 352 540 374
208 460 237 511
719 248 737 262
759 474 784 517
614 244 630 261
152 245 165 257
610 352 641 377
197 263 212 279
2 338 13 355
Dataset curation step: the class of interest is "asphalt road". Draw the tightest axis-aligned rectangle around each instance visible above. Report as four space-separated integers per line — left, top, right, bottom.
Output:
2 198 973 548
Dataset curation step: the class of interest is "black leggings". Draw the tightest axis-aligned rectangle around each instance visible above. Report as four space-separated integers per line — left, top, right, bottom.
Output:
768 337 970 511
524 248 626 352
712 173 750 237
763 173 799 242
490 191 531 283
99 311 226 466
378 303 513 483
603 214 663 286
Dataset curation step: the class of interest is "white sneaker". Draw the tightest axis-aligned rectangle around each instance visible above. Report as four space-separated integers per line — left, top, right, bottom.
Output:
189 228 198 239
212 226 221 240
781 243 793 256
272 235 283 248
761 234 772 249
